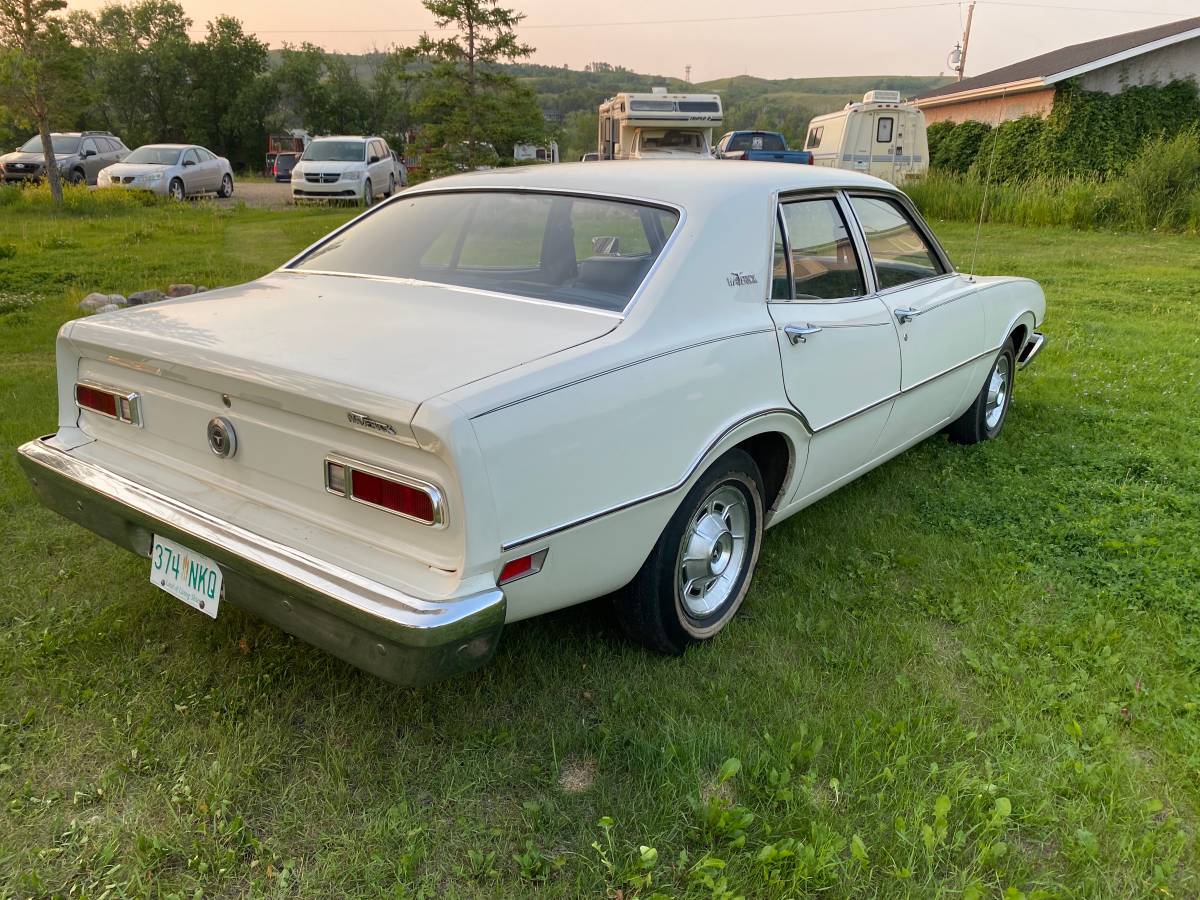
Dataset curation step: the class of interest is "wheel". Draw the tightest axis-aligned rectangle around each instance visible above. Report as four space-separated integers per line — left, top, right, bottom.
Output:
218 174 233 198
168 178 185 202
947 343 1016 444
68 168 85 185
386 173 395 197
361 179 373 207
614 448 765 655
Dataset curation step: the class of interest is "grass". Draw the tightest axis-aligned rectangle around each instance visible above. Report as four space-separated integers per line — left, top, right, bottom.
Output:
1 201 1199 897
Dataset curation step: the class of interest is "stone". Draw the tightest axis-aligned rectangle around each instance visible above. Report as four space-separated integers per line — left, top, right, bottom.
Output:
128 289 165 306
196 286 208 293
96 303 120 313
167 283 196 297
78 291 110 311
106 294 128 307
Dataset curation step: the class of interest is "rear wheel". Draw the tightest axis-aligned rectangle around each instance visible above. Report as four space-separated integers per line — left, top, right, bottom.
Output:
68 168 85 185
386 173 395 197
614 449 765 655
218 173 233 198
947 344 1015 444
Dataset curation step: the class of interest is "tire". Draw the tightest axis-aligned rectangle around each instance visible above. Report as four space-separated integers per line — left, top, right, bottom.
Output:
68 168 85 186
614 448 765 655
168 178 185 202
361 179 373 207
218 174 233 198
386 174 395 197
947 343 1016 445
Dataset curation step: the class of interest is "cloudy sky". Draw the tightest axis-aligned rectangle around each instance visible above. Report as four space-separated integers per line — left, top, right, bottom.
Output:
69 0 1198 81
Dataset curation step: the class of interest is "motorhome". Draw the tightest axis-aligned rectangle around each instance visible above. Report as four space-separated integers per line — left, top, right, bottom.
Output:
803 90 928 182
514 141 560 164
597 88 723 160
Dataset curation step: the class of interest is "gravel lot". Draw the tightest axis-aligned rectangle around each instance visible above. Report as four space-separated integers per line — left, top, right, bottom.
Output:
215 178 293 209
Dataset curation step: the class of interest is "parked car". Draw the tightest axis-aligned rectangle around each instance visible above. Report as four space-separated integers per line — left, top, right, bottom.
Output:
715 131 813 164
0 131 128 185
580 152 600 162
18 162 1045 685
98 144 234 200
272 151 299 183
291 136 398 205
389 149 408 188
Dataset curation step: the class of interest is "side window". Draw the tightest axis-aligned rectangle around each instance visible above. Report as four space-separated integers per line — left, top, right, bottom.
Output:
805 126 823 150
81 138 98 156
778 198 865 301
198 148 215 161
183 149 200 166
849 195 944 290
876 117 894 143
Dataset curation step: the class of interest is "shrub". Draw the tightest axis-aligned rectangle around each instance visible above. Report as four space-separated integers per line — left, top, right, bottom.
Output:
968 116 1046 182
929 120 990 174
1105 127 1200 231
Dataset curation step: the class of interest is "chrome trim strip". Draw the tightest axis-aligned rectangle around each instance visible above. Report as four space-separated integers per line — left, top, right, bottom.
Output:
500 407 806 551
324 452 447 528
499 344 1006 551
1017 331 1045 369
472 327 776 419
17 437 504 685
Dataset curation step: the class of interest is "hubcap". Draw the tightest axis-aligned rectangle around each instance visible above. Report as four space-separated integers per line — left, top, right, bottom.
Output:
677 484 750 619
985 354 1011 430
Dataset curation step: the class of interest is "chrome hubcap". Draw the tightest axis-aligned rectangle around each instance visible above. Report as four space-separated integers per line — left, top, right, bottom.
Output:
677 484 750 619
985 354 1010 430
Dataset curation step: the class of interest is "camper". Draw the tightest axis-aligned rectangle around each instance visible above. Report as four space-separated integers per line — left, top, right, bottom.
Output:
803 90 928 182
514 141 560 164
597 88 723 160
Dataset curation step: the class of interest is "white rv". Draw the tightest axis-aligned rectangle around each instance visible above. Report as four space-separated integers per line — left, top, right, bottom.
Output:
597 88 723 160
804 90 928 182
514 141 560 164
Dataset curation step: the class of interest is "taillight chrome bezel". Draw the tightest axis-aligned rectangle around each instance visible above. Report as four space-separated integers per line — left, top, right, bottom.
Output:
75 381 143 427
324 454 446 527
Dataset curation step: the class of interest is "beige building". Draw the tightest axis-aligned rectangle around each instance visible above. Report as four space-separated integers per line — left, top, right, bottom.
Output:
914 16 1200 125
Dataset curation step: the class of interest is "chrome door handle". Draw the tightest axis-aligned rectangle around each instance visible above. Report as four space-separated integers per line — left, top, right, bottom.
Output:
894 306 919 324
784 324 822 345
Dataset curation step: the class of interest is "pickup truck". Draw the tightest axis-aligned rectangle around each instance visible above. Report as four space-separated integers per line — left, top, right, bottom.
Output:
714 131 813 164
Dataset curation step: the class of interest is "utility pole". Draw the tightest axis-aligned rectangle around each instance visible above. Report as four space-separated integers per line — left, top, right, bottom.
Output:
957 0 975 81
684 63 692 83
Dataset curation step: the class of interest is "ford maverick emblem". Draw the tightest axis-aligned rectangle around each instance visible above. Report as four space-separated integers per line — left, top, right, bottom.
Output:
347 410 398 436
207 417 237 458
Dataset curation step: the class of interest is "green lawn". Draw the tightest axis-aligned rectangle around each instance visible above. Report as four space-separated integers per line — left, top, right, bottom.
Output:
1 201 1198 898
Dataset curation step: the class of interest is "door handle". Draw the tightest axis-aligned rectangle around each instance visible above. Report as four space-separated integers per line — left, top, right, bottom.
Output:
783 324 822 345
894 306 919 324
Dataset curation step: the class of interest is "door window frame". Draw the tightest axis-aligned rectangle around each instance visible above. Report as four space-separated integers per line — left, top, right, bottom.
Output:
844 190 955 294
769 190 877 303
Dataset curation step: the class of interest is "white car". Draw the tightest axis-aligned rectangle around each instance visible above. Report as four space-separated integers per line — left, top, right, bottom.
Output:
19 163 1045 685
291 136 398 205
98 144 233 200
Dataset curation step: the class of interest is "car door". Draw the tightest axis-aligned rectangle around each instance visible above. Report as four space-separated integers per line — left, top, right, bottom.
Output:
767 194 903 505
198 148 221 191
372 140 390 192
80 138 102 181
847 193 987 451
180 148 202 194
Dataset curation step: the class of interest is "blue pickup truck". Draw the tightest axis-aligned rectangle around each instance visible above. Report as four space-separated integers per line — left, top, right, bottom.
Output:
714 131 813 164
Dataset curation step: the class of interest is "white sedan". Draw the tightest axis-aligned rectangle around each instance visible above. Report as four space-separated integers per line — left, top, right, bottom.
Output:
19 162 1045 684
98 144 234 200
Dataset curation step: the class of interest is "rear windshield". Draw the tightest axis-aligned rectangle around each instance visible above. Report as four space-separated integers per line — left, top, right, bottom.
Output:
729 133 786 152
302 140 366 162
290 191 680 313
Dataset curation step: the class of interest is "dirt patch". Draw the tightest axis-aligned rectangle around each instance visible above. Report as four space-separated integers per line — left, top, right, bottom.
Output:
558 756 597 794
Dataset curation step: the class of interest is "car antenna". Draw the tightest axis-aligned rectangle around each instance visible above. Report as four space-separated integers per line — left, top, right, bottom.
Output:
969 87 1008 281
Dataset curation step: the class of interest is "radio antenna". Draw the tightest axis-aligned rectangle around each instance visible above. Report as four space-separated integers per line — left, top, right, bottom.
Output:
969 87 1007 280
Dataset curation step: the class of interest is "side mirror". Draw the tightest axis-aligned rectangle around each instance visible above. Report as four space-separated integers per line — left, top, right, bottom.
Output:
183 159 195 167
83 149 96 158
369 155 380 164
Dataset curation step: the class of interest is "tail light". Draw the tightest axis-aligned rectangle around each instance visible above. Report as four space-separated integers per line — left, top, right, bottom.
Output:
498 548 548 585
75 382 142 426
324 455 444 526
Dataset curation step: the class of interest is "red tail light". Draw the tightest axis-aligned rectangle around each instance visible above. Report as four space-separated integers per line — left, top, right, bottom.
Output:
498 549 548 585
324 456 444 526
75 382 142 426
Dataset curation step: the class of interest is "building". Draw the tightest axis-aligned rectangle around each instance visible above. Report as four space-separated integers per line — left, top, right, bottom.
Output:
914 16 1200 125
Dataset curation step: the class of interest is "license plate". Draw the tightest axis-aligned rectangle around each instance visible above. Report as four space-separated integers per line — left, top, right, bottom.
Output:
150 535 222 619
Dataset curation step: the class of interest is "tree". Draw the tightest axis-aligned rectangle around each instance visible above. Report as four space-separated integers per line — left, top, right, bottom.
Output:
188 16 272 170
409 0 540 171
0 0 80 204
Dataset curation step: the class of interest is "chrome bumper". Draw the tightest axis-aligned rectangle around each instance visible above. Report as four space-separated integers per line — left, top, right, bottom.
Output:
17 436 505 685
1017 331 1045 369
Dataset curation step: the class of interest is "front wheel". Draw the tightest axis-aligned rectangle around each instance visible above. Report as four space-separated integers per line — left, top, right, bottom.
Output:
947 344 1015 444
614 448 765 655
218 173 233 198
168 178 185 202
67 168 86 185
361 179 373 207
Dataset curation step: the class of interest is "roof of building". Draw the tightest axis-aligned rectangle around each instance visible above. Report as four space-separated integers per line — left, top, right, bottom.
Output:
916 15 1200 104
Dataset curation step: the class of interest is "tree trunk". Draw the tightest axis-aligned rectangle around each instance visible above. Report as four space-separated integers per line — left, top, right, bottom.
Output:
33 84 64 206
466 16 476 161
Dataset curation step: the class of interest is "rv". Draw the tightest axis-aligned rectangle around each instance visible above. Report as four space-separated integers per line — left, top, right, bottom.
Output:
597 88 723 160
514 141 560 164
803 90 928 182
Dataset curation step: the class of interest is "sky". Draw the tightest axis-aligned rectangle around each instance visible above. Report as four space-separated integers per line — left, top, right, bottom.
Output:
67 0 1199 82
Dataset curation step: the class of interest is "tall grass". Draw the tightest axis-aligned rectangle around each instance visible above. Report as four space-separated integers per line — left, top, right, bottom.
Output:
0 181 165 215
909 128 1200 235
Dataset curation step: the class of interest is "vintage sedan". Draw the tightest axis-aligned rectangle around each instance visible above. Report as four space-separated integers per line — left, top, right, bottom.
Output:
18 163 1045 685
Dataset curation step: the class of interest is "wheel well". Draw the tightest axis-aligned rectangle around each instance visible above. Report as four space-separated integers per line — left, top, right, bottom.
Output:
1009 323 1028 354
736 432 791 512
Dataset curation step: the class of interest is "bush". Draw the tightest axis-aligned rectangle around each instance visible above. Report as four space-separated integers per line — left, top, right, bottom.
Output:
968 116 1046 182
0 181 165 214
1106 127 1200 231
929 120 991 175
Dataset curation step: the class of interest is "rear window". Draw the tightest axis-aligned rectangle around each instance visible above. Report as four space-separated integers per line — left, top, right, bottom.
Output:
290 191 680 313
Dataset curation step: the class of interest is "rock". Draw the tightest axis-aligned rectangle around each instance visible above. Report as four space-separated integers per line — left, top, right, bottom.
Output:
96 303 121 313
106 294 128 307
128 289 165 306
196 286 208 293
78 291 111 312
167 283 196 297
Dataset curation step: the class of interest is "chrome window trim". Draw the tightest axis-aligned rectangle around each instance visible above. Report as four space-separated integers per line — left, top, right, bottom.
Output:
324 453 447 528
846 189 956 279
766 188 879 303
74 381 143 428
278 186 688 320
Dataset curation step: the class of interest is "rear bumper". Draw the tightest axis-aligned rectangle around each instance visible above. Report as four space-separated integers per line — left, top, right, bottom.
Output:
17 435 505 685
1017 331 1045 369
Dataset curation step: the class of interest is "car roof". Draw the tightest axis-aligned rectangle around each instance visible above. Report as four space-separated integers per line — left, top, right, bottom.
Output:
408 160 898 208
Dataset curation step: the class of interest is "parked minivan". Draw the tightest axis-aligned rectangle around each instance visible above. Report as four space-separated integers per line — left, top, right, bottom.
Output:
290 136 398 205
